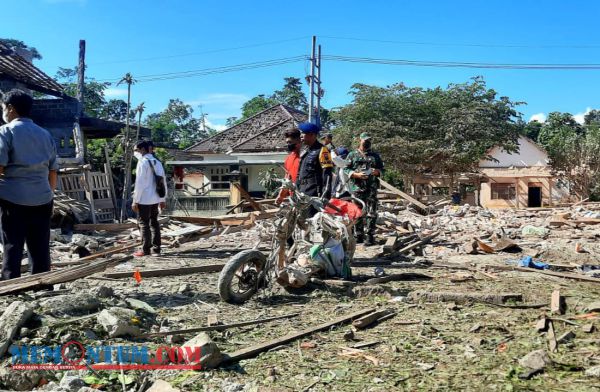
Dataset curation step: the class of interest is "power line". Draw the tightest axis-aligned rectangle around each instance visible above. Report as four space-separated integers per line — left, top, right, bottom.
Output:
323 55 600 70
98 56 308 83
320 35 600 50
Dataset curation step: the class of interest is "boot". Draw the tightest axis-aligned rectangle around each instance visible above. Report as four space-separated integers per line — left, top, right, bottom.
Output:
365 234 376 246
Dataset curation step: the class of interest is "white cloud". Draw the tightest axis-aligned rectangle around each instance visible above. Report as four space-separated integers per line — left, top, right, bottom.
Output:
104 88 128 98
529 113 546 123
573 107 592 124
205 118 228 132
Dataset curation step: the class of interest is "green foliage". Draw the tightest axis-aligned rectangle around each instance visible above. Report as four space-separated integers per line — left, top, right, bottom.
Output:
272 77 308 112
145 99 210 149
523 120 543 142
538 111 600 199
332 77 523 184
258 168 281 197
241 94 278 119
55 67 111 118
0 38 42 59
100 99 132 122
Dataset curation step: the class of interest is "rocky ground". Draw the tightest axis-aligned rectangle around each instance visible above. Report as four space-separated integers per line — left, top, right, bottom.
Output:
0 205 600 391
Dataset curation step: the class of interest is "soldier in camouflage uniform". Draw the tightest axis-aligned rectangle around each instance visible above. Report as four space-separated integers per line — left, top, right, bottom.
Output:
344 132 384 246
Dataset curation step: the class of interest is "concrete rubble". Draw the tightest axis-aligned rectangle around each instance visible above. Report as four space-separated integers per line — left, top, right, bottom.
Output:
0 198 597 390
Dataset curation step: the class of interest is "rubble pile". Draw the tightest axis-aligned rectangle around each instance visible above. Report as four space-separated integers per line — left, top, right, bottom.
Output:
0 200 598 390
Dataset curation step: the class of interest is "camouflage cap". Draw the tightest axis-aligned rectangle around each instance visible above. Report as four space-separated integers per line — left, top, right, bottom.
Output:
359 132 371 140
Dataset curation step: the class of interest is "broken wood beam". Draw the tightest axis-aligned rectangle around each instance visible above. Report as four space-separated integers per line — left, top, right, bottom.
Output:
74 222 137 232
551 290 565 315
51 242 139 268
408 290 523 305
220 307 377 365
103 263 225 279
379 179 429 214
0 255 132 295
397 232 439 254
484 264 600 285
352 310 394 330
232 183 263 212
140 312 300 338
365 272 432 285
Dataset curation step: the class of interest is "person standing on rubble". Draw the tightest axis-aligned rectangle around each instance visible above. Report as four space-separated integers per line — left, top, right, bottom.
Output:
296 122 333 201
345 132 384 246
0 89 58 279
275 129 302 205
132 140 167 257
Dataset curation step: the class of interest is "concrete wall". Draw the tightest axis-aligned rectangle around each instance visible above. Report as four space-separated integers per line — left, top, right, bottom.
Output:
480 176 553 208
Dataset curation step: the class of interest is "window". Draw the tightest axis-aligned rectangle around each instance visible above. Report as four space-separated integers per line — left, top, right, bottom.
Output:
491 183 516 200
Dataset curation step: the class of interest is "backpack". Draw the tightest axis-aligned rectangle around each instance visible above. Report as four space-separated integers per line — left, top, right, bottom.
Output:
147 158 166 198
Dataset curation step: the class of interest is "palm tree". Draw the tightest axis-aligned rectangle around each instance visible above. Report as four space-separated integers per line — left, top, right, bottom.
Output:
135 102 146 141
117 73 136 222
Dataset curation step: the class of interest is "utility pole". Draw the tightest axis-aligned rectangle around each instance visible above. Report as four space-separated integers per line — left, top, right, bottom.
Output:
308 36 322 127
118 73 136 222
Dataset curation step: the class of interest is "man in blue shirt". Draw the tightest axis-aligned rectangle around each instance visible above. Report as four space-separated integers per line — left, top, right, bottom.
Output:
0 89 58 279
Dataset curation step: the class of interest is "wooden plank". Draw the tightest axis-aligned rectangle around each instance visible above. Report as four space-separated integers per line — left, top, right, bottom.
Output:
140 312 300 338
551 290 565 315
221 307 377 365
162 225 211 238
170 209 278 226
352 310 393 330
0 255 132 295
52 242 139 268
232 183 263 212
74 222 137 232
485 264 600 284
379 179 429 213
409 290 523 305
397 232 439 254
103 263 225 279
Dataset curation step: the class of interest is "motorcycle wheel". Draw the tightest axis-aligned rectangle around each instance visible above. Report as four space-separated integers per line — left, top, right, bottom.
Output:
218 249 267 304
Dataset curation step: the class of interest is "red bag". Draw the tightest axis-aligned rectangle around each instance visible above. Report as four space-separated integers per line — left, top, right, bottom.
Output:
324 198 362 221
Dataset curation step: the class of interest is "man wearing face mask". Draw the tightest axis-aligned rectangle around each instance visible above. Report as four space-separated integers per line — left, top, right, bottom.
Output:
344 132 384 246
275 129 301 205
0 90 58 280
296 122 333 200
132 141 167 257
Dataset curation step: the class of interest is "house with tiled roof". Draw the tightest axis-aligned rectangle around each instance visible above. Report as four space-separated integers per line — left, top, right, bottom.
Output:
0 42 149 163
167 104 307 213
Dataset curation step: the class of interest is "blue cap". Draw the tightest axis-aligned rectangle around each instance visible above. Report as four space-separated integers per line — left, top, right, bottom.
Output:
336 146 349 158
298 122 320 134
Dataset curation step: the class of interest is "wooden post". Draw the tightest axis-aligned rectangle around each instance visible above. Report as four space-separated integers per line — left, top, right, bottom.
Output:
76 40 85 118
83 168 97 224
104 147 118 222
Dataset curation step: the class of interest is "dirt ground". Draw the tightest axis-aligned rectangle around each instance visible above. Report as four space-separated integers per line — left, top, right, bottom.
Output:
1 207 600 392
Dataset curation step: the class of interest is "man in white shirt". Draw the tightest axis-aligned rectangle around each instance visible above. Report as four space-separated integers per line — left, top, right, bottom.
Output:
132 140 167 257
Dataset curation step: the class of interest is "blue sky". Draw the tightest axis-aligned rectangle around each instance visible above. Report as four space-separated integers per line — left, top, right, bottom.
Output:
4 0 600 129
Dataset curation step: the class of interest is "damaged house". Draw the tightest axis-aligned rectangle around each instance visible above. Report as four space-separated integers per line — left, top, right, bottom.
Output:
167 104 306 215
411 136 564 208
0 42 149 222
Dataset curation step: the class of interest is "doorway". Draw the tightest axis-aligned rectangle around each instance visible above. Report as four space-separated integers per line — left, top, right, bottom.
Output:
528 186 542 207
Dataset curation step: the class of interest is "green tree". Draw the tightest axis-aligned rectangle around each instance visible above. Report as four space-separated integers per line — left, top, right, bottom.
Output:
55 67 110 117
538 111 600 199
241 94 278 119
332 77 523 189
272 77 308 111
0 38 42 60
100 99 130 122
145 99 208 149
523 120 543 142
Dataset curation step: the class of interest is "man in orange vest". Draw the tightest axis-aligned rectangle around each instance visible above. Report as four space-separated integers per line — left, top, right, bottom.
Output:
275 129 302 204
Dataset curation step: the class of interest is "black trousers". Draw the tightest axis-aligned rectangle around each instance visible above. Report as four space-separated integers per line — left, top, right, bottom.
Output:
0 199 53 280
138 204 161 254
